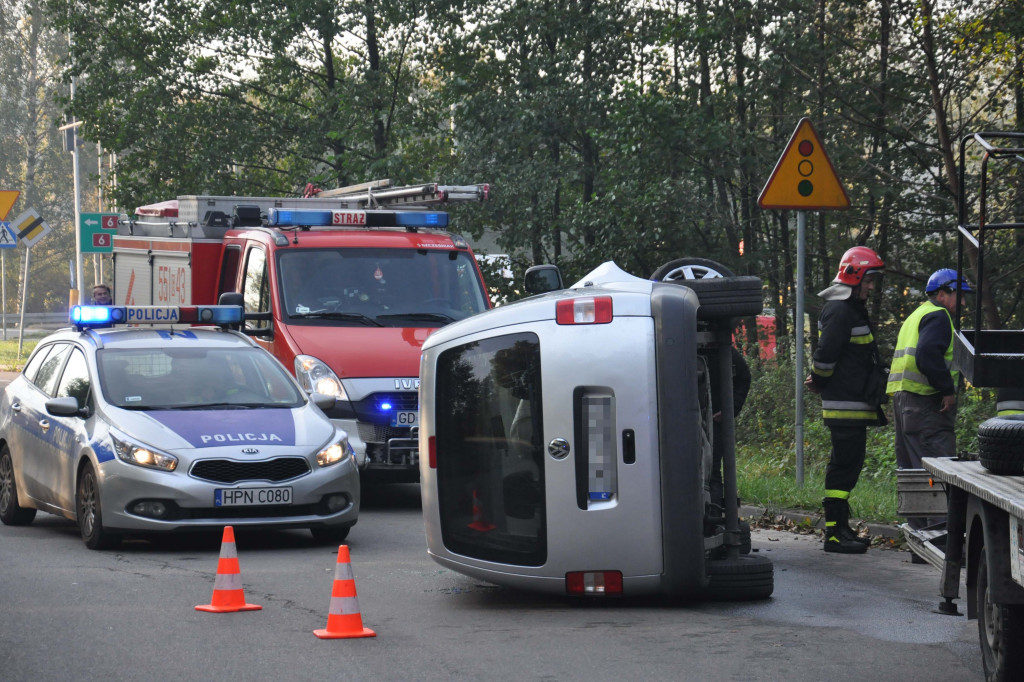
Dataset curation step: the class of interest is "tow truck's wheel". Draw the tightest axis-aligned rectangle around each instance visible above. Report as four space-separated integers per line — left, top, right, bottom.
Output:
705 554 773 601
978 415 1024 475
977 548 1024 680
651 258 762 320
76 463 120 550
0 445 35 526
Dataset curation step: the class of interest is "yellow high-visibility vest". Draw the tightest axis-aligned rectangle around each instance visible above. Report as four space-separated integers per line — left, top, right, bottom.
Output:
886 301 956 395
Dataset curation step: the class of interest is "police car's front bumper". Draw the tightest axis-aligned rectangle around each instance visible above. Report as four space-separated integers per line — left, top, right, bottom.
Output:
93 453 360 533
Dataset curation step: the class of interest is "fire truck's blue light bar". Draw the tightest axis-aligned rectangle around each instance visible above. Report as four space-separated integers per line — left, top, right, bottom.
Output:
70 305 243 328
266 208 449 229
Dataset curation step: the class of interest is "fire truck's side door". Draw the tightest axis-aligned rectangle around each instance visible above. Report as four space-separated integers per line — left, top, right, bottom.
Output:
242 246 271 336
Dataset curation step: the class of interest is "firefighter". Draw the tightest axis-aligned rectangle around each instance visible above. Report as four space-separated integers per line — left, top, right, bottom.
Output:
805 246 887 554
887 268 972 530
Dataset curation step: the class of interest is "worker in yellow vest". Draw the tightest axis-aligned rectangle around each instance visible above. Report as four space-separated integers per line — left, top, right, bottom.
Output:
805 246 887 554
887 268 972 529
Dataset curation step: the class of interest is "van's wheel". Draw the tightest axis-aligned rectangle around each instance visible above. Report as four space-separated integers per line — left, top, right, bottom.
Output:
978 415 1024 475
705 554 773 601
651 257 735 281
978 547 1024 680
76 463 120 550
651 258 762 320
0 445 35 526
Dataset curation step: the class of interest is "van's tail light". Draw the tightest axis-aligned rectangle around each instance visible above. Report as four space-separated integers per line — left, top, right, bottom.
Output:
556 296 613 324
566 571 623 595
429 436 437 469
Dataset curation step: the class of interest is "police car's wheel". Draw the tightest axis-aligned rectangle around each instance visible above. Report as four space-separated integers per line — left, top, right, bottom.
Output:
977 415 1024 475
0 446 35 526
76 463 120 550
705 554 774 601
310 524 351 545
977 547 1024 680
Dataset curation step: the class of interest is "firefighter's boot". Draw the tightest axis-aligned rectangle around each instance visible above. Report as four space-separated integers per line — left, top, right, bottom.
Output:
837 499 870 546
823 498 867 554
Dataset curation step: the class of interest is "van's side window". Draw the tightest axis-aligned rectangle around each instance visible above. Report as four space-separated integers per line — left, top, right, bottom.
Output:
242 247 270 330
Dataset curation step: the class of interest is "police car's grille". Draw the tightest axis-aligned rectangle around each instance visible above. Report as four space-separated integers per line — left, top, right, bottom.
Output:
189 457 311 484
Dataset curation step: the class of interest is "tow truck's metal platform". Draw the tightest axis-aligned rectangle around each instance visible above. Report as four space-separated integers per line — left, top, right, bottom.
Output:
923 457 1024 519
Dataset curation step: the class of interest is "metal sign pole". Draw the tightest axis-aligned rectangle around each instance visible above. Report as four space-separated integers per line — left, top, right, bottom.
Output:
795 210 806 487
17 246 30 359
2 250 6 341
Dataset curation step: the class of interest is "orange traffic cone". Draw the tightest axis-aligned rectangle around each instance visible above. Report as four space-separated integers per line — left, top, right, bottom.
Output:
314 545 376 639
467 488 495 531
195 526 262 613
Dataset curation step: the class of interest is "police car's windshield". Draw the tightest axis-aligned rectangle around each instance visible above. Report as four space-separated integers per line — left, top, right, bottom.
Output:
277 247 488 326
98 347 304 410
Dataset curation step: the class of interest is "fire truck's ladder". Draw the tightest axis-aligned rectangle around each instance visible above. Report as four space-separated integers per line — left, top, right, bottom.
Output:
315 179 489 207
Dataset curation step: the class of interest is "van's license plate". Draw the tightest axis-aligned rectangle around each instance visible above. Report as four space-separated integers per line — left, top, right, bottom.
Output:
215 487 293 506
391 410 418 427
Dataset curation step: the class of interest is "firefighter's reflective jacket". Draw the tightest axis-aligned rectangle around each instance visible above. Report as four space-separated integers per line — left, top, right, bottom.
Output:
809 298 887 427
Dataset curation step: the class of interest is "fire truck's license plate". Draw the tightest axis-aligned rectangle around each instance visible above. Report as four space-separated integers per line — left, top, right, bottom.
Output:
215 487 293 506
391 410 418 427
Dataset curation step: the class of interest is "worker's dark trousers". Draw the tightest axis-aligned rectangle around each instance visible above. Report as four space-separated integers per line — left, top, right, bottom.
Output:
824 425 867 495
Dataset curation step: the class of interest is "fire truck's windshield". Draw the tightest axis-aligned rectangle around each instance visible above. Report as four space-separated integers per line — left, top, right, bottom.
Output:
277 247 488 326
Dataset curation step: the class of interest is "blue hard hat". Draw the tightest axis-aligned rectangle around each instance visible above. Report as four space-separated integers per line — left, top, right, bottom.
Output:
925 268 973 293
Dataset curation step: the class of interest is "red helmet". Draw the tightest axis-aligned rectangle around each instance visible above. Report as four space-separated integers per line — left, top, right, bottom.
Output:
833 246 885 286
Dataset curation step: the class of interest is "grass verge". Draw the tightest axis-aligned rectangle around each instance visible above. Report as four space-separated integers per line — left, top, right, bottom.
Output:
0 337 38 372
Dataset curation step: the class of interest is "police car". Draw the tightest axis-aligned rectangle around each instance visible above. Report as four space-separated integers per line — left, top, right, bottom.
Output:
0 304 359 549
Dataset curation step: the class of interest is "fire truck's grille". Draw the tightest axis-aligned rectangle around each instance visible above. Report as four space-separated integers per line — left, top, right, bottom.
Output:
357 423 407 444
189 457 311 484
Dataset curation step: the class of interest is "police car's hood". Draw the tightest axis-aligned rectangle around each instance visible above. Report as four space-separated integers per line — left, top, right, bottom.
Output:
104 404 336 453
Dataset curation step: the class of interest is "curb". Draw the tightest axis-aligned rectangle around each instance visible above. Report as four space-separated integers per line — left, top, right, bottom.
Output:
740 504 902 540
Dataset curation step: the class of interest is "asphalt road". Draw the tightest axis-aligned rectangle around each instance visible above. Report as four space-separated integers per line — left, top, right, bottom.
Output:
0 479 984 682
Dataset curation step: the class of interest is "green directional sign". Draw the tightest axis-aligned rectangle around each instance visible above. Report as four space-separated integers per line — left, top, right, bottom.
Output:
80 212 119 253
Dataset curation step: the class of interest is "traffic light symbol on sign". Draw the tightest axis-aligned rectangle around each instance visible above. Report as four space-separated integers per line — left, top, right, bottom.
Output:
758 118 850 210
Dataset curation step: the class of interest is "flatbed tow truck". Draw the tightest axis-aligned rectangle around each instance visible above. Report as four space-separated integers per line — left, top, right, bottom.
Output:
898 132 1024 681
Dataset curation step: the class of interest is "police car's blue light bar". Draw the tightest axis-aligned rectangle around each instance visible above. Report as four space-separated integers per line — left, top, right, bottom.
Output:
266 208 449 229
70 305 244 328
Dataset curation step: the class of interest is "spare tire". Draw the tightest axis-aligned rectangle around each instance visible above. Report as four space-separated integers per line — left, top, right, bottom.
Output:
705 554 774 601
978 414 1024 475
651 257 762 320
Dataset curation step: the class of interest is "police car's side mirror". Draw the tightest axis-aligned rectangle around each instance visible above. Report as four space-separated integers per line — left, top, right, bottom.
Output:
310 392 337 411
524 265 564 294
46 396 88 419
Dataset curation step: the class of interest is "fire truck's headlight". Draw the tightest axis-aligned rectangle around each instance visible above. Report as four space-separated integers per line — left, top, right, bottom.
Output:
294 355 348 400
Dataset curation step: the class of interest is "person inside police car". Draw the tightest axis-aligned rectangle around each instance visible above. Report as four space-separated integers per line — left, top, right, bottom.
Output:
91 283 112 305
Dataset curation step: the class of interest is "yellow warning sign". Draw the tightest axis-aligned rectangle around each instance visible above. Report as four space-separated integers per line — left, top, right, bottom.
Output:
0 191 19 220
758 118 850 210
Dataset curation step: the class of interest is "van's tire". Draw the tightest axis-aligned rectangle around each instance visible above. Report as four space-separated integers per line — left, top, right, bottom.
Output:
651 258 762 320
651 257 736 281
977 415 1024 475
705 554 773 601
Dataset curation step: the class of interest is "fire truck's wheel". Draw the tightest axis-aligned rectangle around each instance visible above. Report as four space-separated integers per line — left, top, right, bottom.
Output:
651 257 735 281
310 524 352 545
705 554 773 601
977 548 1024 680
977 415 1024 475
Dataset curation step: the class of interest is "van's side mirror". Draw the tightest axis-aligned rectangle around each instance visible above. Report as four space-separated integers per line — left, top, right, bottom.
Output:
524 265 564 294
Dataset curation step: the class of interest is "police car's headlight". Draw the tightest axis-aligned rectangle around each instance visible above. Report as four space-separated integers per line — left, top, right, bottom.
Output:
111 433 178 471
316 435 355 467
295 355 349 400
